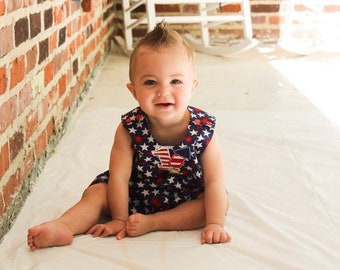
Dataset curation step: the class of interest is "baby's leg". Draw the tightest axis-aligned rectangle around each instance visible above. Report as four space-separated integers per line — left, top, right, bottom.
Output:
126 197 205 237
27 183 109 250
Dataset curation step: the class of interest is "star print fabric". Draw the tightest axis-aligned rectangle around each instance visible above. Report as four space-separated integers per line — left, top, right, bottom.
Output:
123 106 215 214
90 106 216 215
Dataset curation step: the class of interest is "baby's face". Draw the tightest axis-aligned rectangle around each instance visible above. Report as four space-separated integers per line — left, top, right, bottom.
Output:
127 44 198 122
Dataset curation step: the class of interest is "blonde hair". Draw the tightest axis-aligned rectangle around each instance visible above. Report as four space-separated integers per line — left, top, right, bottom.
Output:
129 21 195 82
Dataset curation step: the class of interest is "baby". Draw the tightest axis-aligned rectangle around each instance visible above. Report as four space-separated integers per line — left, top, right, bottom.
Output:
27 21 231 250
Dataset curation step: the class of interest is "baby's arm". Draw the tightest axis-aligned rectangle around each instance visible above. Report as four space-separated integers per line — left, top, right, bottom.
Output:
108 123 134 238
87 123 133 239
200 133 231 244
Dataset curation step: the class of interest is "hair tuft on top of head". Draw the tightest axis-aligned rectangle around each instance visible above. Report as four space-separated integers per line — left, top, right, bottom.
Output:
128 21 195 81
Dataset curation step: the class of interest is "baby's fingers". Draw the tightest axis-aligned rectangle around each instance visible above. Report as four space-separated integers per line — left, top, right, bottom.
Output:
87 224 105 237
201 230 231 244
116 227 127 240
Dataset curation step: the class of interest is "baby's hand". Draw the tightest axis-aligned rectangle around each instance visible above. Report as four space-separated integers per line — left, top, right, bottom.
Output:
86 219 126 239
201 223 231 244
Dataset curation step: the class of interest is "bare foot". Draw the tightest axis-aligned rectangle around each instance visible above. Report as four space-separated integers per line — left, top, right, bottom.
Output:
126 213 157 237
27 220 73 250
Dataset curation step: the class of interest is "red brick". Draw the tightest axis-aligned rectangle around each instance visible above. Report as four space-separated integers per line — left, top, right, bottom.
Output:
83 39 95 60
156 4 180 13
58 74 67 97
6 0 22 13
44 60 54 86
23 0 35 7
0 0 5 15
62 95 69 112
69 39 76 56
48 85 58 108
18 82 31 115
220 4 241 13
22 147 34 180
61 48 69 65
10 56 25 89
26 45 37 74
15 17 29 46
54 5 64 25
68 85 76 107
38 95 49 123
3 169 21 210
0 25 14 57
0 95 17 133
251 4 279 13
252 15 266 24
0 66 6 95
9 129 24 162
53 52 62 75
70 0 78 15
34 130 47 158
25 110 38 141
46 117 54 141
0 142 10 181
44 8 53 30
269 15 280 25
49 31 58 53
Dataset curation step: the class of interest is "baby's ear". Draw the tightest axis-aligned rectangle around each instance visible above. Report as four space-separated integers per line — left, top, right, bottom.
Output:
192 80 199 94
126 83 136 98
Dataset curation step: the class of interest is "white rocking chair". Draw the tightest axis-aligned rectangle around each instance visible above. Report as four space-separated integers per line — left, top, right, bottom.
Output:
116 0 258 56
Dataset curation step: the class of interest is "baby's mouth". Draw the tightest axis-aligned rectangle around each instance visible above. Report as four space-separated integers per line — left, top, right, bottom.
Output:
156 102 173 107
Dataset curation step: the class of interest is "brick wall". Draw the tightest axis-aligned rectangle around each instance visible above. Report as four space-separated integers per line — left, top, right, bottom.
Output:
0 0 115 240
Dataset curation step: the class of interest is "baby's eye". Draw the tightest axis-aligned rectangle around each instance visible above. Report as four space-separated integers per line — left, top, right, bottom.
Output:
171 79 182 85
144 80 156 86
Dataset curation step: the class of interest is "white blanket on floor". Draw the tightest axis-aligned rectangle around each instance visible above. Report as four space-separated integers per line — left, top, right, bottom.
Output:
1 50 340 270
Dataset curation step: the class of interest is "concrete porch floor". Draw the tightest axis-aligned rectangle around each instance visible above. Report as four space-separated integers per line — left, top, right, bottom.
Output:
1 41 340 270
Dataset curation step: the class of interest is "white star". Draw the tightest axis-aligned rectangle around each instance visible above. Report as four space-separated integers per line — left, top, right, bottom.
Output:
142 190 149 197
203 130 210 137
168 177 175 184
153 143 161 150
197 135 204 141
179 143 186 148
142 128 149 135
175 182 182 189
189 129 198 136
141 143 149 151
195 142 203 148
137 181 144 188
129 127 137 134
152 189 160 196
